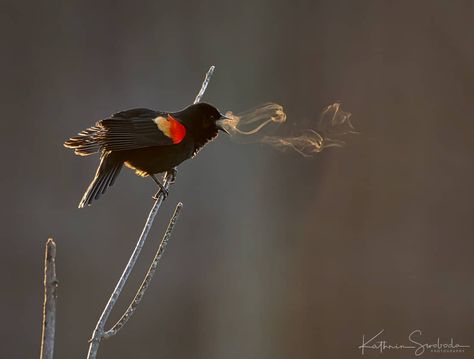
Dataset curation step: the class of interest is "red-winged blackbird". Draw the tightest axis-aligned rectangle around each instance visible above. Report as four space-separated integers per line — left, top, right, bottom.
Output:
64 103 229 208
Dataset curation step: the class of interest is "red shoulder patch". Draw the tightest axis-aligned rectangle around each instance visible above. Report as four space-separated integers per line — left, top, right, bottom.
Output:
167 114 186 144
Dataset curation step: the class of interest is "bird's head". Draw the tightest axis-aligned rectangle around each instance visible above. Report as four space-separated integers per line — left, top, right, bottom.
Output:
174 103 230 138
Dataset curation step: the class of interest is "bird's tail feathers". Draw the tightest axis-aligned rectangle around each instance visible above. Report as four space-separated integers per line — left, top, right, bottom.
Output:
79 152 123 208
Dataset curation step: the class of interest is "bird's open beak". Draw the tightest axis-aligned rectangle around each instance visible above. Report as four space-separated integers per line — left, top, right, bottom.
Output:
216 114 231 134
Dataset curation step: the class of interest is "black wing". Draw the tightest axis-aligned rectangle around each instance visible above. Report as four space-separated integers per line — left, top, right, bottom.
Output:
65 108 175 155
101 108 176 151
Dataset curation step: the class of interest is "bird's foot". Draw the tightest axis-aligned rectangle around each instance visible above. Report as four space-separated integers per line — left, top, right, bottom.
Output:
167 168 177 183
150 173 169 200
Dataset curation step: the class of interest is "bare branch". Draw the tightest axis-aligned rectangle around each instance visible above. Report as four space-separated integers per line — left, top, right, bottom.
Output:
103 202 183 338
194 65 215 104
40 238 58 359
86 172 173 359
86 65 215 359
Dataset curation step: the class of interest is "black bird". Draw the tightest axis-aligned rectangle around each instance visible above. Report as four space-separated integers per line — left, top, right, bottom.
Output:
64 103 229 208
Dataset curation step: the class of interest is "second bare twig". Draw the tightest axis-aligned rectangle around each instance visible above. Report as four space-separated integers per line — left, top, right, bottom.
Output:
40 238 58 359
103 202 183 338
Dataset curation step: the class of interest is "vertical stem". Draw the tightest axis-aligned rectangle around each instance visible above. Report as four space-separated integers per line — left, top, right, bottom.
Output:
40 238 58 359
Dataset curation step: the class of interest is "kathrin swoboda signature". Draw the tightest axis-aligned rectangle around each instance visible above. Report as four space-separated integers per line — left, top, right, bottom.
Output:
358 329 470 356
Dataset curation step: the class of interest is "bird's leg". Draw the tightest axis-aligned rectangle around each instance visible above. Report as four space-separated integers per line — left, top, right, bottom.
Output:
150 174 169 200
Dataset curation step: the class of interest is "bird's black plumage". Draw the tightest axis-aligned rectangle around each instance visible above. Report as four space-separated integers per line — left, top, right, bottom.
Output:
65 102 227 208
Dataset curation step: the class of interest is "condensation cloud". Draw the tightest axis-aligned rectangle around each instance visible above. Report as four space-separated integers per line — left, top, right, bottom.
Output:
219 102 356 157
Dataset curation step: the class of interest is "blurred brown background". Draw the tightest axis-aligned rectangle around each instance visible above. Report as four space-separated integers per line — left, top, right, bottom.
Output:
1 1 473 358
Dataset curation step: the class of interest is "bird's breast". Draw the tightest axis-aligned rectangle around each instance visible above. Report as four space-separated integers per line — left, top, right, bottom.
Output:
123 141 194 176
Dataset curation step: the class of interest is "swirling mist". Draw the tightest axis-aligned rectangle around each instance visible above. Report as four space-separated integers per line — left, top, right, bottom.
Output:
219 102 356 157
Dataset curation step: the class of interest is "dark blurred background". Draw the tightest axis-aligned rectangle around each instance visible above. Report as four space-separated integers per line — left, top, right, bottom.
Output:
1 1 473 358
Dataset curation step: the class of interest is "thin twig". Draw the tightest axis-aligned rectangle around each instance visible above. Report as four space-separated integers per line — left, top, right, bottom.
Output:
40 238 58 359
194 65 215 104
86 66 216 359
103 202 183 338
